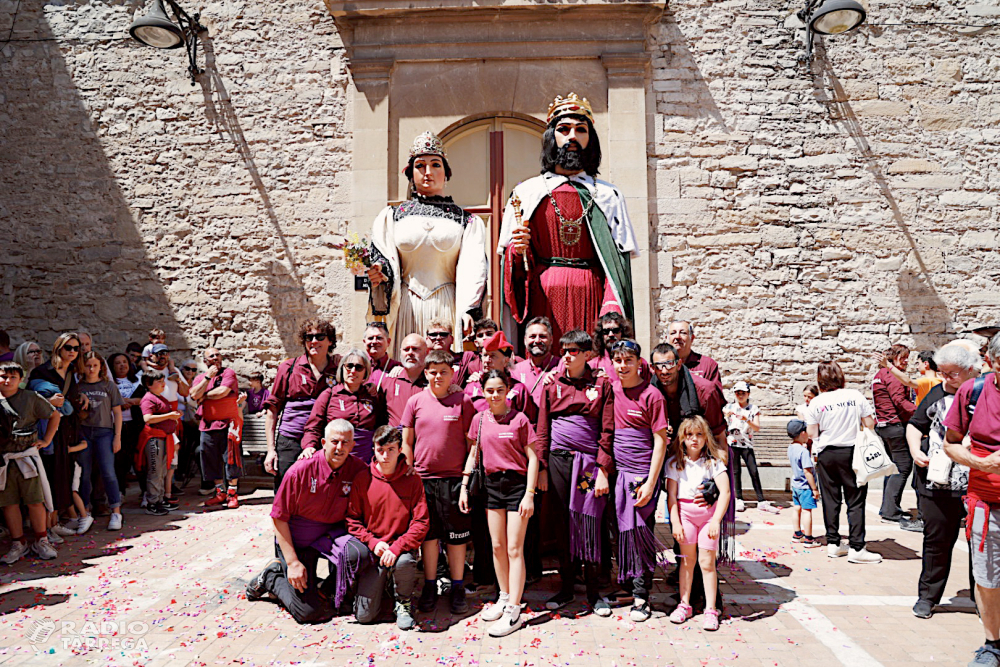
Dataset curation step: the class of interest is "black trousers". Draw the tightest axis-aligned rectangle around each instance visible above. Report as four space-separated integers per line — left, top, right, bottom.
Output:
626 513 656 600
274 434 303 492
731 446 765 503
265 545 334 624
114 419 143 495
549 450 600 603
919 494 975 606
471 494 496 586
175 421 201 487
817 446 868 551
877 424 914 520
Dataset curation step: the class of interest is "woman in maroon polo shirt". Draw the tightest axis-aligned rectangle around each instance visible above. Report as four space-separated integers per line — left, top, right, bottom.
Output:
263 320 341 490
301 350 387 464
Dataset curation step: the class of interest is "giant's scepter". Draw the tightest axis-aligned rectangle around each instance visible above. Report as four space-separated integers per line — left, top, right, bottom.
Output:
510 193 529 272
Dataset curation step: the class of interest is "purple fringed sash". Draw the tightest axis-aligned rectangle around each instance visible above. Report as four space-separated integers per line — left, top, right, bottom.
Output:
288 517 365 607
352 428 374 464
614 428 665 581
553 415 605 564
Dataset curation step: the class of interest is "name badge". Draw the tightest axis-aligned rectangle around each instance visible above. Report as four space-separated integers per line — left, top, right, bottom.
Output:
443 414 460 422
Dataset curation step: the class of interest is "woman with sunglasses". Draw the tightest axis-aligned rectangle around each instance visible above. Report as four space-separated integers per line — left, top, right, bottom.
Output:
175 361 202 490
28 333 88 535
263 320 342 490
13 342 44 386
301 350 387 464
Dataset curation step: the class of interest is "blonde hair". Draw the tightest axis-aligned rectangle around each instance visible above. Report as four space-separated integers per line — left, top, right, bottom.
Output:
51 333 81 368
672 415 727 470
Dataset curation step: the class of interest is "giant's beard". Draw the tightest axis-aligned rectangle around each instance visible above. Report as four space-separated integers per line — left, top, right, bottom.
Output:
555 143 585 172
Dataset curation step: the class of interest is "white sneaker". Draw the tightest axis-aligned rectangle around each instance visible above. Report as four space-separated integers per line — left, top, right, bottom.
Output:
108 513 123 531
735 499 746 512
482 593 509 622
32 537 58 560
1 540 30 565
848 548 882 564
51 522 78 537
47 529 64 545
487 605 523 637
759 501 781 514
76 515 94 535
827 541 848 558
140 497 148 509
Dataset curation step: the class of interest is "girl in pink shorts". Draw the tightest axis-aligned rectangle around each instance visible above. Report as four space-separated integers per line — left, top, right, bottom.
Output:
665 415 730 631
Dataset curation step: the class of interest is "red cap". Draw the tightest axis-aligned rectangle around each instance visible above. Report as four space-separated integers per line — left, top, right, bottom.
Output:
482 331 513 353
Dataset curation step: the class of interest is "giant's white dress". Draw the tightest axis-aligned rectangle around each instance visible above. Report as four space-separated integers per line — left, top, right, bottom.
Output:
369 195 488 356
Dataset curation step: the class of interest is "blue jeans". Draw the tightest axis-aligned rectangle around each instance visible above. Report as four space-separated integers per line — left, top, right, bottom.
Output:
79 426 122 509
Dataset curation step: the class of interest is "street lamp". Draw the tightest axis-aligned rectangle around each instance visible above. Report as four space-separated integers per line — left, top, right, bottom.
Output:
129 0 206 83
797 0 867 60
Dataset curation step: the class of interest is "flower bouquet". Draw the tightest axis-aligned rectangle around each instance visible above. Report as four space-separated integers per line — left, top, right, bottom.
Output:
342 231 372 276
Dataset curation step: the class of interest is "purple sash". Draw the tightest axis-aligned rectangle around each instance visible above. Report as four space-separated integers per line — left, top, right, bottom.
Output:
553 416 605 563
613 428 664 581
287 517 365 607
352 428 374 464
277 398 316 439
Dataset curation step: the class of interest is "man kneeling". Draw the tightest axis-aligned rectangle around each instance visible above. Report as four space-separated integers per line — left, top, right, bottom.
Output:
246 419 368 624
346 426 429 629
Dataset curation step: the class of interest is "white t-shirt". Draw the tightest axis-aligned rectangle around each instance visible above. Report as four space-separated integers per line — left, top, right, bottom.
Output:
724 402 760 448
803 388 875 453
665 455 728 501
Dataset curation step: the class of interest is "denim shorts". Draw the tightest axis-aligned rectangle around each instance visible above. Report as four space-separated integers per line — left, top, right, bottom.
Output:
792 486 817 510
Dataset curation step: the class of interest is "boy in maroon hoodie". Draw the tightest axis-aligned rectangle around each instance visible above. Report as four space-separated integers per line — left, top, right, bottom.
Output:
347 426 429 629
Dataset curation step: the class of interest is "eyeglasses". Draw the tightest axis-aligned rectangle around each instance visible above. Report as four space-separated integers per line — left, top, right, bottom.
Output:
426 332 450 339
304 333 328 342
652 360 679 369
562 348 583 356
602 327 623 336
940 369 966 380
63 345 80 352
343 363 366 372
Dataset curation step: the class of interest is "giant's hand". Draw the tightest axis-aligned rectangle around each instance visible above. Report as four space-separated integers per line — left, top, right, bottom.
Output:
511 226 531 256
367 263 387 287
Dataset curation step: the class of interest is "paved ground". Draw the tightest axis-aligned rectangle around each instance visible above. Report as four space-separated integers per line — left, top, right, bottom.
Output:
0 486 979 666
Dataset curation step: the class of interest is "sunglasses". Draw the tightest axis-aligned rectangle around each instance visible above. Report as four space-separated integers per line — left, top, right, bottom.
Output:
562 348 584 356
343 363 366 372
652 360 679 369
612 340 641 355
426 332 450 339
365 321 389 331
304 333 328 342
602 327 623 335
182 367 197 372
63 345 81 352
27 350 42 356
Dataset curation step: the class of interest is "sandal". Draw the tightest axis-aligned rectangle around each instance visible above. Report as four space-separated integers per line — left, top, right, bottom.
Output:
669 602 693 624
703 607 720 631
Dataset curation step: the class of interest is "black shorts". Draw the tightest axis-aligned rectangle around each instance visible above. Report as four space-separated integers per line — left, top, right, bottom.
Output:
486 471 527 512
423 477 472 545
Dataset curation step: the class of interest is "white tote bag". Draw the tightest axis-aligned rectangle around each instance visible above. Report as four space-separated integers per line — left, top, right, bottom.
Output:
853 427 898 486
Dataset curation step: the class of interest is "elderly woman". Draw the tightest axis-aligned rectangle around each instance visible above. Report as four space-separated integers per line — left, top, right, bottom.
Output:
301 350 387 464
13 342 44 385
367 132 488 356
804 361 881 564
943 334 1000 667
908 343 981 620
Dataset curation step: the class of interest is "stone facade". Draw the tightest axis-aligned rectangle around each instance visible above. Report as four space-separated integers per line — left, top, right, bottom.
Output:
2 0 999 407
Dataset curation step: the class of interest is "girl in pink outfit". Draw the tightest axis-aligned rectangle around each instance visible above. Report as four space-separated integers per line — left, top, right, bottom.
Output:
666 415 730 631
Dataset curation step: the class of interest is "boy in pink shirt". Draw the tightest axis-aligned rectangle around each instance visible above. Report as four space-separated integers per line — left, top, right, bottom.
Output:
401 350 476 615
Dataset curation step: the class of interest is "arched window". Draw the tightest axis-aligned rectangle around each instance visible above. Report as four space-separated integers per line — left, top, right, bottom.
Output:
441 115 545 322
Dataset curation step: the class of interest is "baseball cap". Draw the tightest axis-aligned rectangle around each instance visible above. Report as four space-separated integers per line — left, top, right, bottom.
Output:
733 381 750 393
150 343 170 354
786 419 807 439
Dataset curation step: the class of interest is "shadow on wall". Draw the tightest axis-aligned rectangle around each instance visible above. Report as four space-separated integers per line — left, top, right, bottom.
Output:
0 4 184 354
810 42 952 349
195 36 319 354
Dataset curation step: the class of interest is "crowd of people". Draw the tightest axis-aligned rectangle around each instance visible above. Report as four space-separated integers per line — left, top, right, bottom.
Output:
2 322 998 664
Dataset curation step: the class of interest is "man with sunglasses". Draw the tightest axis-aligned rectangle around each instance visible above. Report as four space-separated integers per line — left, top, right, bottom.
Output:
364 322 400 391
423 318 473 387
590 313 632 380
667 321 721 387
264 320 342 490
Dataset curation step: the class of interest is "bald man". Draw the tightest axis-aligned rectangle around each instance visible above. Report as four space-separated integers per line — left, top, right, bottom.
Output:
667 321 721 387
190 348 243 509
382 334 431 427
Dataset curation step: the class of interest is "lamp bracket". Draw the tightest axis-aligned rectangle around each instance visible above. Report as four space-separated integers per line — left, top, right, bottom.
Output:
163 0 206 84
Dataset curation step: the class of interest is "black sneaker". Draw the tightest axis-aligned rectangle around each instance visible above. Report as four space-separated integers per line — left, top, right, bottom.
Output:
417 580 438 613
900 518 925 533
545 589 574 611
163 497 180 510
145 503 169 516
912 599 933 619
246 560 280 601
450 582 468 614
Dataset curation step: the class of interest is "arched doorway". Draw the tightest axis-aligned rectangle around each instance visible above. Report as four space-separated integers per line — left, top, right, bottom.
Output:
440 115 545 324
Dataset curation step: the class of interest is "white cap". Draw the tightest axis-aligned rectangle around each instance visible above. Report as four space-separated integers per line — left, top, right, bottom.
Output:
733 381 751 393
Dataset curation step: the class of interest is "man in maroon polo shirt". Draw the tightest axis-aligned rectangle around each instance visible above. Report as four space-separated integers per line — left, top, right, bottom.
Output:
667 320 721 387
382 334 430 427
246 419 369 624
364 322 401 391
873 343 917 525
190 348 242 509
512 316 559 407
650 343 726 441
424 317 474 387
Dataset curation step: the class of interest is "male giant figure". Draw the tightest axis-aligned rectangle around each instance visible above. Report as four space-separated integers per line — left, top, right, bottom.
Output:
499 93 639 353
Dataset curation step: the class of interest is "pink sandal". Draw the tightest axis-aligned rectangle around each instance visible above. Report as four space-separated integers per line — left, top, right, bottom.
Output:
703 608 720 631
669 602 693 624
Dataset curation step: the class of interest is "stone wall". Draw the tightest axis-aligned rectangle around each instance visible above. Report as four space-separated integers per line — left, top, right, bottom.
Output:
651 0 1000 408
2 0 999 405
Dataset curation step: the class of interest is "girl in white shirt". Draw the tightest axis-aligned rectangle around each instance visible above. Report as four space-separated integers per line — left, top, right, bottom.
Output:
666 415 730 631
